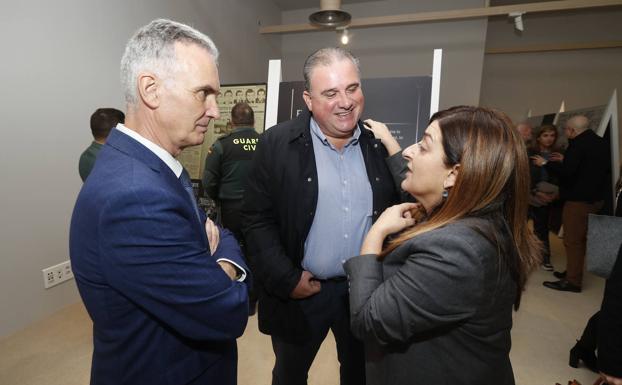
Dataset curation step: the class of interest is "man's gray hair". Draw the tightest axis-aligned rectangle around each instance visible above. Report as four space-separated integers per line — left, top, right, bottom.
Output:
567 115 590 135
303 47 360 91
120 19 219 106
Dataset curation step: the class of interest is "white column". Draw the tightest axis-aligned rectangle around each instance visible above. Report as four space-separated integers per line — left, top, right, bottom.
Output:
265 59 282 130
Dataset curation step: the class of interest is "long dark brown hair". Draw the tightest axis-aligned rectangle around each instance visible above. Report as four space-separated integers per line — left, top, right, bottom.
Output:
383 106 541 309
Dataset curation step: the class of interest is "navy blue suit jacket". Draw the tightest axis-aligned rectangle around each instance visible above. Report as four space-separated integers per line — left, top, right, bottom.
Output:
70 129 250 385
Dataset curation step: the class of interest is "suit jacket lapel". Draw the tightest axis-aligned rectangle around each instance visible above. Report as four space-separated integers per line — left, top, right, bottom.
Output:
106 129 208 246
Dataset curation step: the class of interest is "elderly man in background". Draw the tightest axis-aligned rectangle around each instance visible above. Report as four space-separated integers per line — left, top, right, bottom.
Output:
541 115 609 292
516 121 533 147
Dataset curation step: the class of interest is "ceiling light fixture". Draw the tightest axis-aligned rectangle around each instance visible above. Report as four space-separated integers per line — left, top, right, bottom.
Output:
339 27 349 45
309 0 352 28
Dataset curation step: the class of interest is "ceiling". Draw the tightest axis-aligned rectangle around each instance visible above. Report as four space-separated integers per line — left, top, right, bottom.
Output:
489 0 551 4
272 0 380 11
272 0 552 11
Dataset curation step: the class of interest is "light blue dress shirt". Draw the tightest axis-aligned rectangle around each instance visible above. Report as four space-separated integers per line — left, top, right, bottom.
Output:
302 118 373 279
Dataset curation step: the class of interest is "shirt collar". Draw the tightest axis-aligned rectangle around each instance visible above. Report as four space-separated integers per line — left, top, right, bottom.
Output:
309 117 360 148
114 123 184 177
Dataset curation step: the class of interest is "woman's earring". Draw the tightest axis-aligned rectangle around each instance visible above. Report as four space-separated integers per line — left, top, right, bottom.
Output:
442 189 449 199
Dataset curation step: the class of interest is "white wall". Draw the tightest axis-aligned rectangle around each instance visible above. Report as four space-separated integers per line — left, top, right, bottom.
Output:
0 0 281 338
279 0 489 110
480 8 622 126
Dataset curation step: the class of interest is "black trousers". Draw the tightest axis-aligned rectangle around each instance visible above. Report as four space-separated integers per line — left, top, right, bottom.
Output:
530 204 552 264
220 199 257 306
271 280 365 385
220 199 244 245
578 311 599 351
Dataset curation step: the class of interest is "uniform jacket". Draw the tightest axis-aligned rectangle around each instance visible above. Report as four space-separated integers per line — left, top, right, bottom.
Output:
202 126 260 201
344 217 517 385
241 110 400 342
69 129 250 385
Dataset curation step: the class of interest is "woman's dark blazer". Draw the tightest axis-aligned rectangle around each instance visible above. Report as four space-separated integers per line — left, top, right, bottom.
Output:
344 217 517 385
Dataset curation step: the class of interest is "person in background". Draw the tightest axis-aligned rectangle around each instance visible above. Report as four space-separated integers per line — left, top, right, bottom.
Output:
541 115 609 292
529 124 562 271
242 47 400 385
70 19 250 385
563 164 622 380
346 106 540 385
203 102 259 314
516 121 534 147
78 108 124 181
596 242 622 385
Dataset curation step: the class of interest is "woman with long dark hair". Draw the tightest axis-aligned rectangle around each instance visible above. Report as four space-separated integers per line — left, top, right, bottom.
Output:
345 106 541 385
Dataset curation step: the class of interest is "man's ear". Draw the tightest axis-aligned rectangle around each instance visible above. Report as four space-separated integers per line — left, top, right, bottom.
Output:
443 164 460 189
302 90 313 112
137 72 160 109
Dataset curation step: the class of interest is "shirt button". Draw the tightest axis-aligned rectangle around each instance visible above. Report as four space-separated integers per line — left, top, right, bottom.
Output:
373 210 378 215
307 177 312 182
374 143 378 148
344 207 349 212
344 234 349 239
375 177 380 182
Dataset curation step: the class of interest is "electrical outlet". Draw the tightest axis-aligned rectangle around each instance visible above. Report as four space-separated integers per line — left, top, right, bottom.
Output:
42 260 74 289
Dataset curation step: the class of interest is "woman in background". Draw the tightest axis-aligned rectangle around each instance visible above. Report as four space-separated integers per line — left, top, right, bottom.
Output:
529 124 563 271
345 106 541 385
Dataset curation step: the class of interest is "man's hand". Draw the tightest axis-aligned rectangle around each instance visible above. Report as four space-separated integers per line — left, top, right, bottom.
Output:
205 218 220 254
218 261 238 281
550 152 564 162
290 270 321 299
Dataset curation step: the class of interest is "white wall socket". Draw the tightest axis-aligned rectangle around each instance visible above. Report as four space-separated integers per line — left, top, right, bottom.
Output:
42 260 74 289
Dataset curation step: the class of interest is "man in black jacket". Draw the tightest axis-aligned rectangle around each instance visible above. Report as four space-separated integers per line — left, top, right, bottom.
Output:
241 47 400 385
542 115 609 292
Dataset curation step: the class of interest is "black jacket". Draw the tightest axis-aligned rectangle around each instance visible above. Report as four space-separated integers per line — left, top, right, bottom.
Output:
599 244 622 377
546 129 609 202
241 110 400 342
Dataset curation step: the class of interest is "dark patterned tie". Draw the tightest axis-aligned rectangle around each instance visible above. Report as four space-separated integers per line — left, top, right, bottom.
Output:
179 169 201 223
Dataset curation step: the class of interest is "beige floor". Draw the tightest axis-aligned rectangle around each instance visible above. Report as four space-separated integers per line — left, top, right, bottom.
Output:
0 236 604 385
